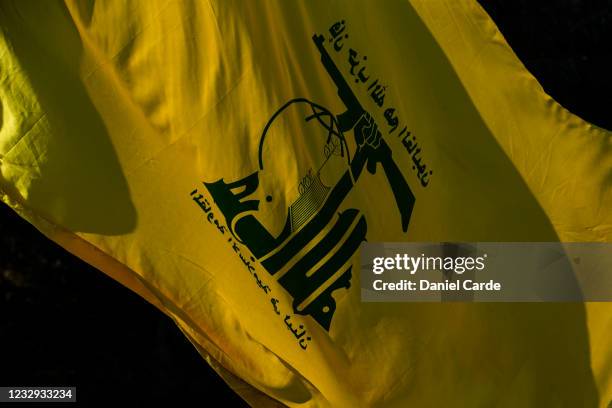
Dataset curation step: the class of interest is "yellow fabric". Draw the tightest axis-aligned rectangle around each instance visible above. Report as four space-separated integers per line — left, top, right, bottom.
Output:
1 1 610 406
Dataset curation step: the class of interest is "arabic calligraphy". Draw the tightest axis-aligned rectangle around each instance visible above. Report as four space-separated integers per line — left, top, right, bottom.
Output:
328 20 433 187
284 314 312 350
190 188 312 350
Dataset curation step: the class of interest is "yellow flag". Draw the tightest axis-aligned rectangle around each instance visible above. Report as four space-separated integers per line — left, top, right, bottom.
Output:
1 1 610 406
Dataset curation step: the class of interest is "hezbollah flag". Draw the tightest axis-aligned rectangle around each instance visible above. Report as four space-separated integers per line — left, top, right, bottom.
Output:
1 0 610 406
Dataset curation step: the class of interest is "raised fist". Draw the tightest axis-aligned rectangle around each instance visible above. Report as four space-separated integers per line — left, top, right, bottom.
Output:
352 111 391 176
354 112 382 150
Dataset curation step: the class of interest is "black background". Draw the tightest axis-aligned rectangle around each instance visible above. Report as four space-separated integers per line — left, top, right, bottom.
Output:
0 1 610 406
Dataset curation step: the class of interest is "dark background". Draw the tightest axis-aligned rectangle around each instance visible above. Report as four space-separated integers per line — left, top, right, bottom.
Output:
0 1 610 406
